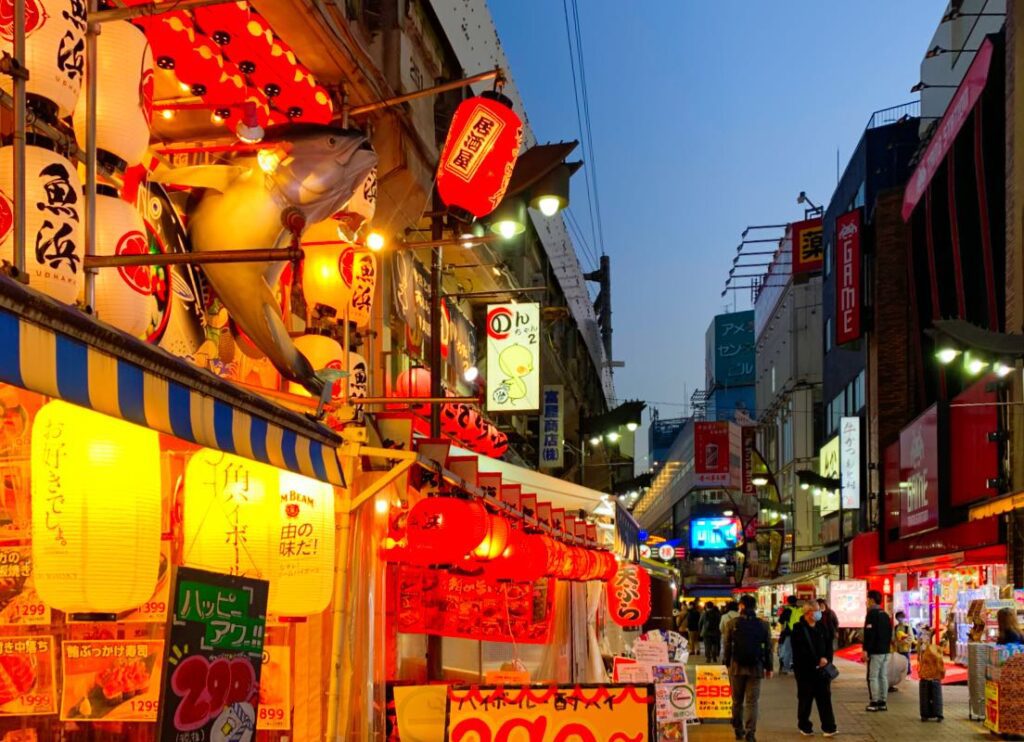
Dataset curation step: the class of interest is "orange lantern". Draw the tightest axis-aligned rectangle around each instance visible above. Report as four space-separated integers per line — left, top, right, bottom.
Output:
484 529 547 583
597 551 618 581
405 497 488 564
607 563 652 629
436 92 523 220
471 513 510 561
392 367 432 417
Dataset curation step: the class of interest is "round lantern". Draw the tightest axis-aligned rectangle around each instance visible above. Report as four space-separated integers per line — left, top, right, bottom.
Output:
31 400 161 613
271 471 335 616
301 219 377 330
0 0 87 118
471 513 510 561
183 449 277 579
93 188 151 337
288 334 367 407
484 530 548 583
72 20 152 166
0 142 84 304
392 367 432 417
405 497 488 564
607 563 652 629
436 91 523 220
597 551 618 581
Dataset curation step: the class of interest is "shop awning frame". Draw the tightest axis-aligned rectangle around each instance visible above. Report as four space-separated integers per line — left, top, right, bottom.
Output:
0 274 345 486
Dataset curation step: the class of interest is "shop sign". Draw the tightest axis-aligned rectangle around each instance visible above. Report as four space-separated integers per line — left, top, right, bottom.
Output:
707 311 755 388
900 405 940 537
60 640 163 722
653 664 695 723
657 544 676 562
539 385 564 468
607 563 652 629
639 544 652 560
444 684 653 741
0 635 56 716
835 208 863 345
391 250 431 360
694 421 730 486
740 425 756 497
695 665 732 719
257 643 291 731
791 218 824 274
841 416 861 509
950 377 999 507
449 301 478 385
820 510 855 545
0 545 49 626
818 436 840 514
486 303 540 412
157 566 269 740
829 579 867 628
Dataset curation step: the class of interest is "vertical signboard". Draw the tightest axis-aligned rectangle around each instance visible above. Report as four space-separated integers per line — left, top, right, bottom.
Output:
694 421 730 486
486 303 540 412
899 405 941 537
791 218 824 274
818 436 840 514
829 579 867 628
835 208 863 345
539 385 564 468
840 416 861 509
740 426 756 497
157 566 269 741
706 311 755 388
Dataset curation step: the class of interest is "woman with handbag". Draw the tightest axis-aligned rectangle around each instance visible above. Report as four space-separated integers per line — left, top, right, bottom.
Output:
791 600 838 737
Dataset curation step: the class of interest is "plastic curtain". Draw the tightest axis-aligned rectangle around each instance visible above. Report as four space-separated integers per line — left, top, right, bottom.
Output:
536 579 572 683
585 580 609 683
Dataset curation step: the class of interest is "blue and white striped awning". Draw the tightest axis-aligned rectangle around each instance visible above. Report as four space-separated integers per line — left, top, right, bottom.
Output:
0 274 344 487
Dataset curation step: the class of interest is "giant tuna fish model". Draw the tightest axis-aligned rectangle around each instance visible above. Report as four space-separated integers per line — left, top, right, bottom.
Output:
152 125 378 396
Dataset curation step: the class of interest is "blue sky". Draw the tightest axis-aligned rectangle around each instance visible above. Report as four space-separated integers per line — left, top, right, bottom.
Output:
489 1 943 466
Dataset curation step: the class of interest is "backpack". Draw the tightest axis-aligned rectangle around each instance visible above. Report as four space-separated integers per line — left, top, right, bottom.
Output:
732 615 769 668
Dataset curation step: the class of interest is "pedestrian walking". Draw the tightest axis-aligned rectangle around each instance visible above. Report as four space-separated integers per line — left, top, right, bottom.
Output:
686 600 702 656
720 599 741 636
998 606 1024 644
701 601 722 663
817 598 839 659
791 600 838 737
862 589 892 712
722 594 773 742
917 628 945 722
894 610 914 678
778 595 798 674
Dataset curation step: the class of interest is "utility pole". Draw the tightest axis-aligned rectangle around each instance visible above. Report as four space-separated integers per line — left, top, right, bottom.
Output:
426 190 444 681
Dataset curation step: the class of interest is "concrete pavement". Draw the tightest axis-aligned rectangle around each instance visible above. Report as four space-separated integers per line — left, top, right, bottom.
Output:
684 656 989 741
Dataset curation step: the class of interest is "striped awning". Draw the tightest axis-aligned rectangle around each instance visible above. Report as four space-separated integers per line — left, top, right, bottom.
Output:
0 274 344 487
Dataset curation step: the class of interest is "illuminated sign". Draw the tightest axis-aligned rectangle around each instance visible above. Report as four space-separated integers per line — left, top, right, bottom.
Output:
486 303 540 412
829 579 867 628
689 518 740 551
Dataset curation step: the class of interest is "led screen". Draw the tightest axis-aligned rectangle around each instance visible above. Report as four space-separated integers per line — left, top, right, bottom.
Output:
689 517 740 551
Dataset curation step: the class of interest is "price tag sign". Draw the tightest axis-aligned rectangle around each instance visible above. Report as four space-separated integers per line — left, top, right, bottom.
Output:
0 635 56 716
257 643 291 731
120 542 171 623
59 640 164 722
0 546 50 626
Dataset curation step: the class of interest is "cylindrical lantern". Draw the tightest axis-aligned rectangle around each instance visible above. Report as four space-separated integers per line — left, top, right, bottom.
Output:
271 471 335 616
392 367 432 417
183 449 276 579
301 220 377 330
1 0 87 118
0 143 84 304
93 188 151 337
288 334 366 405
471 513 510 561
597 551 618 581
436 92 523 220
404 497 488 564
607 563 652 629
31 400 160 613
484 529 547 583
333 168 377 240
73 20 152 167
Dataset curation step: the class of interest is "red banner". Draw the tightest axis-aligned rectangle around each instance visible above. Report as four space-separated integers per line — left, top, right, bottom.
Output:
899 404 941 537
835 208 863 345
607 563 651 629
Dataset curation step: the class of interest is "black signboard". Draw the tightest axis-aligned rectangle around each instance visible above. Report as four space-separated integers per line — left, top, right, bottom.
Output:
157 566 269 742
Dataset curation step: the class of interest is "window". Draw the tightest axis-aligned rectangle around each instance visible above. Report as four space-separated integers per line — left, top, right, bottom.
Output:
824 238 832 277
825 317 833 353
855 370 865 412
855 181 866 209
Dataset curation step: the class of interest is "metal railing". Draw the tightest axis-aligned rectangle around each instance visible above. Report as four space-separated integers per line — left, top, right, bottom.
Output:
867 100 920 130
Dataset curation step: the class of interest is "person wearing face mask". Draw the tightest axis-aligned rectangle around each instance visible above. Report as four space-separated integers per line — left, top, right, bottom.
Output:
791 600 838 737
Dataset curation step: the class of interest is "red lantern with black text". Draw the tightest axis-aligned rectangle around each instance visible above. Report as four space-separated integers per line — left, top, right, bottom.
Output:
607 563 651 629
436 92 523 220
404 497 487 564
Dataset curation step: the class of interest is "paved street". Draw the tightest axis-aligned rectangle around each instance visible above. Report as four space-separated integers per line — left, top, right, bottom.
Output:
686 656 986 741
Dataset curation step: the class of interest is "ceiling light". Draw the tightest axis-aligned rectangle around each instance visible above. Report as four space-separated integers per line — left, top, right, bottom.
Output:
934 344 961 364
489 199 526 239
964 350 989 376
723 510 734 517
366 231 386 252
529 163 571 217
160 109 174 120
536 195 561 217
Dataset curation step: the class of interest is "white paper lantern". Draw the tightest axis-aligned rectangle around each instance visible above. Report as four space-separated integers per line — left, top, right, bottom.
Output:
92 190 150 337
334 168 377 240
73 20 153 166
288 334 367 404
31 400 161 613
0 143 84 304
271 471 335 616
0 0 87 118
301 219 377 329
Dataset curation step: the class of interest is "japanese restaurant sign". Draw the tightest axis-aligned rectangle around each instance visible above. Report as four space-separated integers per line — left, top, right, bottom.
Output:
695 665 732 719
900 404 941 537
157 566 269 741
60 640 164 722
791 218 824 274
0 635 56 717
840 416 861 509
444 685 653 741
539 385 564 468
835 208 863 345
607 563 651 629
694 421 730 486
486 303 540 412
740 425 756 497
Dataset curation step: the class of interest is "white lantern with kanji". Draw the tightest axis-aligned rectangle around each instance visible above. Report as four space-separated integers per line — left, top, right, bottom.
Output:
0 0 88 118
0 143 84 304
288 334 367 404
93 188 151 337
31 400 161 613
271 471 335 616
73 20 153 166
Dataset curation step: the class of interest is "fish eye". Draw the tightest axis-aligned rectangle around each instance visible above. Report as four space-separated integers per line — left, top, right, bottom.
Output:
327 137 337 147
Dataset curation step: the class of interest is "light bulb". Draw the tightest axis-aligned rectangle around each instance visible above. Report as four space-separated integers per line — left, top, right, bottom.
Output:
464 366 479 383
626 422 639 432
495 220 519 239
606 431 621 443
257 148 282 174
366 231 385 252
537 195 561 217
935 347 960 365
160 109 174 120
374 498 389 514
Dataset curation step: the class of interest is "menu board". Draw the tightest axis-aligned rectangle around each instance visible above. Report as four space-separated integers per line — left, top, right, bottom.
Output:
156 566 269 741
830 579 868 628
257 643 291 731
0 545 49 626
396 566 553 644
0 635 56 716
60 640 164 722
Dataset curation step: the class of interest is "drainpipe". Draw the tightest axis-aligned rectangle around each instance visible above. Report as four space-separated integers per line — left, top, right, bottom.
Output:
12 0 26 277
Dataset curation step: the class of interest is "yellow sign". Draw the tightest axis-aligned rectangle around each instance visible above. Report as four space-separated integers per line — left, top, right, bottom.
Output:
986 680 999 732
0 545 50 626
445 685 652 740
258 643 291 730
695 665 731 720
818 437 840 514
395 684 448 742
0 635 56 716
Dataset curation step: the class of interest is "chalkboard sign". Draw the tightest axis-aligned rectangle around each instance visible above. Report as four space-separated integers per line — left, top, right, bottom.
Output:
157 566 269 742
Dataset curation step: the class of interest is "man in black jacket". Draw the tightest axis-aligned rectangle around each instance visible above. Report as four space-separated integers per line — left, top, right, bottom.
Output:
792 600 838 736
722 594 773 742
861 589 892 711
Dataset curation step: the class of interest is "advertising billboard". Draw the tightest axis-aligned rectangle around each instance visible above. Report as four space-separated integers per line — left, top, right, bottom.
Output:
835 208 863 345
485 303 540 412
694 421 730 486
829 579 867 628
899 404 941 537
791 218 824 275
840 416 861 509
690 518 740 551
705 311 755 389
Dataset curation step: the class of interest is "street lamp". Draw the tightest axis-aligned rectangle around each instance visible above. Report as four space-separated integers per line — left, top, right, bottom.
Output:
798 470 845 579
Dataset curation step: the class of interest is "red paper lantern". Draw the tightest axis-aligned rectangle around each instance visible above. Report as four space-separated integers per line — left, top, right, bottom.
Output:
471 513 510 561
607 563 651 629
392 367 432 417
436 92 523 220
597 551 618 581
405 498 487 564
484 530 547 582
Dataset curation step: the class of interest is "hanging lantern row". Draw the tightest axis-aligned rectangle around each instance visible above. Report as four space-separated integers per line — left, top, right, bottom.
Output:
382 497 616 583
